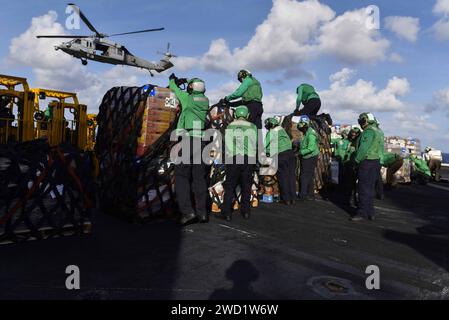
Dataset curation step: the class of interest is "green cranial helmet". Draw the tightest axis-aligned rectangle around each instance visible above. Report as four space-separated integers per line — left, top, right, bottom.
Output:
358 112 375 127
264 117 280 129
237 69 252 82
349 127 361 140
187 78 206 94
234 105 249 119
297 115 310 130
374 117 380 127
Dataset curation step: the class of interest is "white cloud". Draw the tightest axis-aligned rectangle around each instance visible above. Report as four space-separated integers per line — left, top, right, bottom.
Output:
389 53 404 63
317 8 390 64
329 67 356 84
385 16 420 42
207 81 239 105
319 68 410 123
433 19 449 40
429 87 449 116
432 0 449 40
8 11 74 70
392 112 438 132
433 0 449 15
263 91 297 116
175 0 335 73
174 0 390 74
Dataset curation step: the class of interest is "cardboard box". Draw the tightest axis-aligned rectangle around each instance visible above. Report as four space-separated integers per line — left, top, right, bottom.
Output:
137 87 178 157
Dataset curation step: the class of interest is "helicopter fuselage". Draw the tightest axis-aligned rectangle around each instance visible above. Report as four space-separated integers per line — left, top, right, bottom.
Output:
56 38 172 72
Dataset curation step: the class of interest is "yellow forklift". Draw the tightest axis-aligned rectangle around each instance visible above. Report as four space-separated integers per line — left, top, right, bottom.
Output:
31 88 99 177
1 74 98 177
0 74 34 143
1 74 96 150
31 88 88 150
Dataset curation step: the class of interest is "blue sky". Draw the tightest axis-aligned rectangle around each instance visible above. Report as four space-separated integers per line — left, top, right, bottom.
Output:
1 0 449 151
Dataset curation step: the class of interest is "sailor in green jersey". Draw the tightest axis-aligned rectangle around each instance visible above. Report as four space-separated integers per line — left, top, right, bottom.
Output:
381 152 404 187
297 115 320 201
334 129 350 188
224 70 264 129
334 129 350 163
410 155 432 183
169 74 210 225
351 113 383 221
221 106 258 221
264 117 296 205
373 117 385 200
294 83 321 117
44 105 53 121
342 127 362 207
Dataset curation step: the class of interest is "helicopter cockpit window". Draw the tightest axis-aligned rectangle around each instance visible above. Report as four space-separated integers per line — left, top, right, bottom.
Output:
75 39 81 44
117 48 123 55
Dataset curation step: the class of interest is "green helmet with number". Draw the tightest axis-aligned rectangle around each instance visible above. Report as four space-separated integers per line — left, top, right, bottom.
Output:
358 112 376 128
187 78 206 94
349 127 361 141
234 105 249 119
297 115 310 129
264 117 280 129
237 69 252 82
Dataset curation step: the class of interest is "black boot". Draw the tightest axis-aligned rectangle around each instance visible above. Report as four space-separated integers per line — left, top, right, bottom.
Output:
215 213 232 222
179 213 197 225
242 212 250 220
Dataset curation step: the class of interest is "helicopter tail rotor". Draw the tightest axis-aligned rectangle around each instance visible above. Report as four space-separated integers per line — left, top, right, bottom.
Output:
157 43 178 59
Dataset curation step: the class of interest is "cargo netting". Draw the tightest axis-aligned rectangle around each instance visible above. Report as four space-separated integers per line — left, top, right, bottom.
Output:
0 140 94 243
96 86 179 222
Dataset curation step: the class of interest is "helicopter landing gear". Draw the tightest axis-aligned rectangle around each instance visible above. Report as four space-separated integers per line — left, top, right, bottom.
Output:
81 59 88 66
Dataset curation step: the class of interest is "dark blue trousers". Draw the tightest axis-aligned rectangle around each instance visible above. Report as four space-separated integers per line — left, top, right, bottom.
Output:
277 150 297 201
300 155 318 199
357 159 381 218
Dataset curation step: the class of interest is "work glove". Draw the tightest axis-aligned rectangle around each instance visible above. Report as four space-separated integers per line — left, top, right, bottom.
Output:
219 97 228 105
169 73 177 81
177 78 188 86
293 108 301 117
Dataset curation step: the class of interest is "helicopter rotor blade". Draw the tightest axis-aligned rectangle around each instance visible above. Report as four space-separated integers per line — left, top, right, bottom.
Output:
36 35 90 38
68 3 101 36
108 28 165 37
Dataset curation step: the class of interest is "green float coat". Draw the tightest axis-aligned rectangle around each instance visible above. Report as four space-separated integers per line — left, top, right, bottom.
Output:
169 79 209 138
355 124 383 164
225 119 258 157
265 126 292 157
226 76 263 103
299 127 320 159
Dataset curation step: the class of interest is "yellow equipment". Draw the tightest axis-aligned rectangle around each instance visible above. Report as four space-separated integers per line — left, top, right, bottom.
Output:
31 88 88 150
1 74 96 153
0 74 34 143
86 113 97 152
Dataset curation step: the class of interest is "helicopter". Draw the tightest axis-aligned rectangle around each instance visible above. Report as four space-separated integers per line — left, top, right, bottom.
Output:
36 3 175 76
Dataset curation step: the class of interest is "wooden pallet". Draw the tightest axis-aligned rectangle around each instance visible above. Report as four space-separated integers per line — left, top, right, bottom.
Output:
0 221 92 245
